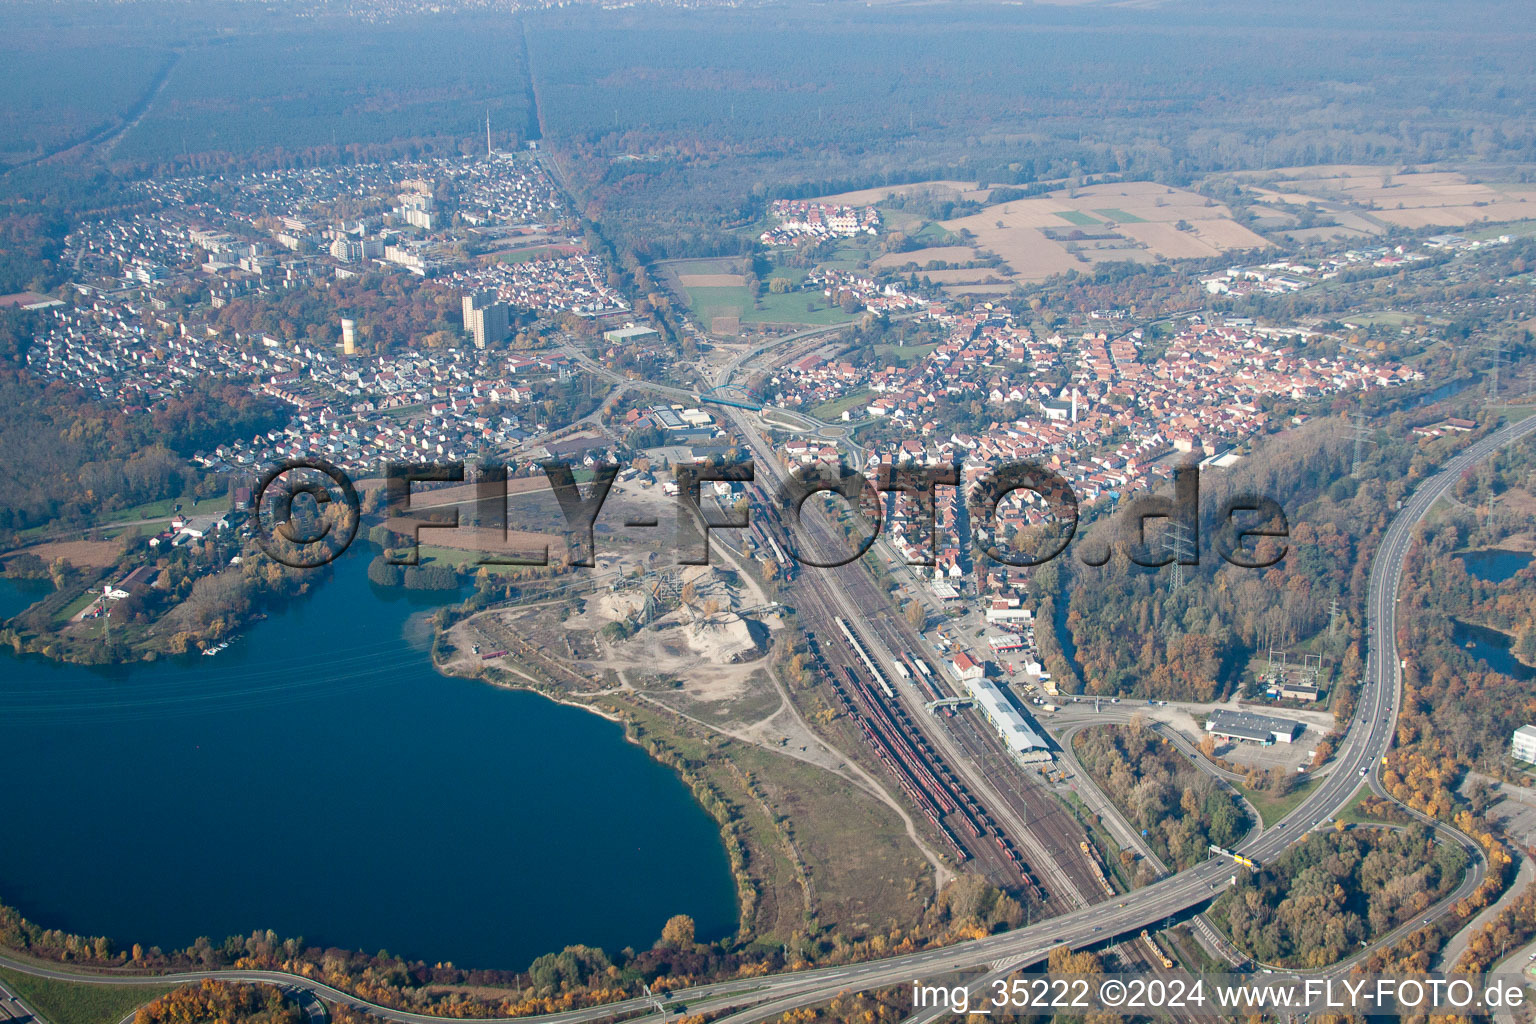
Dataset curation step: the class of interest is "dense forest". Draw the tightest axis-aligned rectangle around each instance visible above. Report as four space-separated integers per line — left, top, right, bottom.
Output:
1071 721 1249 875
1046 386 1515 705
0 366 283 539
0 5 537 176
1212 825 1467 968
525 0 1536 257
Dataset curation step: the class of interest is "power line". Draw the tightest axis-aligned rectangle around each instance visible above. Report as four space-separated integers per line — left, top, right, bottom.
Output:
1163 520 1195 593
1350 411 1375 476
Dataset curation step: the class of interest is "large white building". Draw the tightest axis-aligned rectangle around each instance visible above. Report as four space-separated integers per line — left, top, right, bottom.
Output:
1512 725 1536 763
962 675 1052 764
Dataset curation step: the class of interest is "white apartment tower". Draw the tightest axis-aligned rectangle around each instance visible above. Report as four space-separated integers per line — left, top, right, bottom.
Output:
462 291 509 350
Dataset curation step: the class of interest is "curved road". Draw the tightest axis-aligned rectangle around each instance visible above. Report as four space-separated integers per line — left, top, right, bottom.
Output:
5 412 1535 1024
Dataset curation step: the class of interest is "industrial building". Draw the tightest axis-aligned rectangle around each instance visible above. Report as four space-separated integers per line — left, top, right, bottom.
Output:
603 324 660 345
1206 709 1303 746
1512 725 1536 763
1278 680 1321 702
963 676 1052 764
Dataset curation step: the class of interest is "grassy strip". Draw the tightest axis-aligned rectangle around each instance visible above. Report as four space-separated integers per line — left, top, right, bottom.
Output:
809 389 873 422
0 966 172 1024
1234 775 1318 828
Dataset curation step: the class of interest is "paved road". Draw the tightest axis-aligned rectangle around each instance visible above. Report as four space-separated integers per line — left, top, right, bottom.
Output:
0 973 46 1024
5 412 1534 1024
1439 853 1535 972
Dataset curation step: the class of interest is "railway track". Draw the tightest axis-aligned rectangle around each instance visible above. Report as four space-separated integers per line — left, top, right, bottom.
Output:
725 422 1111 916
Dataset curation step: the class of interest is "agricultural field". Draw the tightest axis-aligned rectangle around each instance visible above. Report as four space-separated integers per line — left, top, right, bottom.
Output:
658 257 856 334
1237 165 1536 235
842 180 1270 292
871 245 977 270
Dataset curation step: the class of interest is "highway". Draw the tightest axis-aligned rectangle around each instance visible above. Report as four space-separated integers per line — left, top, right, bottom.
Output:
4 410 1534 1024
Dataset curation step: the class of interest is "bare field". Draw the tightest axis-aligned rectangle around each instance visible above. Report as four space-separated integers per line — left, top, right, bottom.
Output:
935 181 1268 284
1118 222 1222 259
12 539 121 568
871 245 978 269
943 283 1015 296
1375 202 1536 228
678 273 748 287
912 267 1013 284
1247 166 1536 231
1186 217 1272 249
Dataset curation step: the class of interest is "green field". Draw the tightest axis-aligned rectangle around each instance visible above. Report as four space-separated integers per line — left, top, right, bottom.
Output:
15 494 229 543
809 389 873 421
681 284 856 329
53 590 99 624
0 966 171 1024
1055 210 1103 227
1466 219 1536 241
1235 776 1319 828
1346 310 1418 328
1336 788 1410 827
1093 208 1147 223
496 246 568 264
815 242 875 271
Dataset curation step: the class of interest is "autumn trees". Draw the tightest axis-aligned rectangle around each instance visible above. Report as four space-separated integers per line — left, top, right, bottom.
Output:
660 914 697 949
135 981 303 1024
1072 723 1248 872
1212 826 1466 969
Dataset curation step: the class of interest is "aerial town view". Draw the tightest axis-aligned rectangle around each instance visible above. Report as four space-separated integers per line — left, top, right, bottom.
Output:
3 1 1536 1022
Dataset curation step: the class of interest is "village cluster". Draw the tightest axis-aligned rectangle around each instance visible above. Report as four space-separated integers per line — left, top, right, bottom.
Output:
1200 235 1509 297
804 267 927 314
759 199 881 245
769 304 1419 581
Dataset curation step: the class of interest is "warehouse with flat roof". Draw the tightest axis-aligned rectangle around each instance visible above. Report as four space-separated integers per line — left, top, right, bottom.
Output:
1206 709 1303 746
963 676 1053 763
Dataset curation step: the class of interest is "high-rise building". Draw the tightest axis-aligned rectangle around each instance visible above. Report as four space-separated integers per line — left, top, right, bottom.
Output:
462 292 509 350
340 318 356 356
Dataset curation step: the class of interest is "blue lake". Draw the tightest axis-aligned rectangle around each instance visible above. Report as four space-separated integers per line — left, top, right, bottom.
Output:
0 576 51 621
0 547 735 970
1453 619 1536 682
1458 548 1535 584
